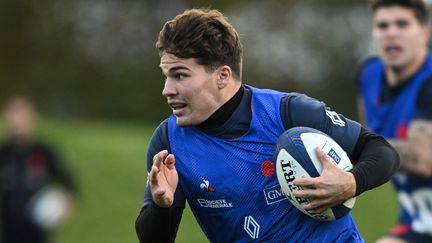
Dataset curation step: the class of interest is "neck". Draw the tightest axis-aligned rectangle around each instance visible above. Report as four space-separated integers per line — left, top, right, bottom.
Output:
222 81 242 104
198 83 243 130
386 50 428 87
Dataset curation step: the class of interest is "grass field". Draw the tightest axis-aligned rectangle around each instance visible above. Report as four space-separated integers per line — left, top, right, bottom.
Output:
1 118 399 243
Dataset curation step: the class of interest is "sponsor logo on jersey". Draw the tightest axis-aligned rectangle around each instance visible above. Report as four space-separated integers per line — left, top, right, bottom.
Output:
200 179 216 192
197 199 233 208
263 184 288 205
244 216 260 239
327 148 341 164
325 110 346 127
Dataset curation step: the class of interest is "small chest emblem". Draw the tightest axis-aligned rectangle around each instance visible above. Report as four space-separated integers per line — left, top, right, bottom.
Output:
200 179 216 192
261 160 275 177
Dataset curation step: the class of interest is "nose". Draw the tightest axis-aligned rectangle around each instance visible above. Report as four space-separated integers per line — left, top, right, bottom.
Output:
162 78 177 97
385 24 399 39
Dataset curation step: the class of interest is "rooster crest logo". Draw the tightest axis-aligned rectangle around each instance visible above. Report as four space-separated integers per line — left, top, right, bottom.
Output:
200 179 216 192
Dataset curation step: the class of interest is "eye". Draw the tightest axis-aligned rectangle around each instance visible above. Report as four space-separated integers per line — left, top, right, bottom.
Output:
376 22 388 30
174 73 188 80
396 20 409 29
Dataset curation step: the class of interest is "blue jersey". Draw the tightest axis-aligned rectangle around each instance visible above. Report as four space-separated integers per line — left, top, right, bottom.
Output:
358 56 432 138
358 54 432 234
168 86 362 242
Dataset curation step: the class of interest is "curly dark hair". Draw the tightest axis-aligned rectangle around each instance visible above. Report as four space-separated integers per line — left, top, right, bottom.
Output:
156 9 243 80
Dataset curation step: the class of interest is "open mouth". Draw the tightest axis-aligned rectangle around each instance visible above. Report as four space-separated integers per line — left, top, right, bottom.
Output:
170 103 186 110
384 45 402 57
168 101 188 116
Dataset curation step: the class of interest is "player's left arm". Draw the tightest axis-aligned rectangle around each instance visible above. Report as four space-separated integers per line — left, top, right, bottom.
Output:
282 94 399 213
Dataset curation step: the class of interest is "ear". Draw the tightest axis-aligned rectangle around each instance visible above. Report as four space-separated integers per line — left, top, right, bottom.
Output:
216 65 232 89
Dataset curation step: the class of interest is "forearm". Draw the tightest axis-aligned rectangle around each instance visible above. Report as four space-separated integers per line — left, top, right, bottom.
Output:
388 120 432 177
350 131 400 196
387 139 417 168
135 203 183 243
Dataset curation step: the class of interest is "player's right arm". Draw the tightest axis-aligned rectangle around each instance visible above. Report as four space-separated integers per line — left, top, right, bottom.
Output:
149 150 178 207
135 119 185 243
283 93 399 213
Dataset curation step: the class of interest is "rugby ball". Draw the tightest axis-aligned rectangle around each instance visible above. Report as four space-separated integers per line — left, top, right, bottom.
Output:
27 187 70 229
275 127 356 221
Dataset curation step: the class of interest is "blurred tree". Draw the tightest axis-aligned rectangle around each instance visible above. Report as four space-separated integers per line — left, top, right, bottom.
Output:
0 0 373 122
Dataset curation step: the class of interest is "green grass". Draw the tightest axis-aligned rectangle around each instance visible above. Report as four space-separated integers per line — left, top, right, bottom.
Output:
352 182 399 242
0 119 399 243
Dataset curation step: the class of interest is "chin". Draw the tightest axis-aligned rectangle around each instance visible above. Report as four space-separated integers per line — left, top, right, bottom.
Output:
389 62 407 71
175 117 198 127
383 58 405 69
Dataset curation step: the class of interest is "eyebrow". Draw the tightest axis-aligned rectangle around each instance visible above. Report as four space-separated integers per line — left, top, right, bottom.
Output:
376 16 410 23
159 66 191 74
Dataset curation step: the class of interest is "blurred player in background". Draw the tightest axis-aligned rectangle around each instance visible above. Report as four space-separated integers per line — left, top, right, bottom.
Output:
136 8 400 243
0 96 77 243
356 0 432 242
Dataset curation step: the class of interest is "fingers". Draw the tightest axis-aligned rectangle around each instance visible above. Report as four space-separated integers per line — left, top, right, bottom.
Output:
151 151 176 174
148 166 159 185
316 147 336 167
165 154 176 170
148 150 177 208
292 188 330 213
153 150 169 168
293 187 320 199
290 147 357 215
293 177 317 188
293 188 334 213
149 150 169 185
292 186 329 204
304 200 332 213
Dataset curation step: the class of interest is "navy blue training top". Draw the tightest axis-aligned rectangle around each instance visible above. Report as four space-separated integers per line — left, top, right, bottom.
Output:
143 85 361 209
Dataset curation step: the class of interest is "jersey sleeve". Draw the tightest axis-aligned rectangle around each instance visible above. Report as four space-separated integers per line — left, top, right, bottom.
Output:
415 77 432 120
281 93 362 155
142 119 186 208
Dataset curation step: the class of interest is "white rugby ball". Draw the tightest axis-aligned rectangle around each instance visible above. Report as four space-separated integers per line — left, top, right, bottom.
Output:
27 187 70 229
275 127 356 221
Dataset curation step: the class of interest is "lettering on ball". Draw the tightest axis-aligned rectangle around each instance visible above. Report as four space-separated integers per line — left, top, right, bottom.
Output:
279 157 330 221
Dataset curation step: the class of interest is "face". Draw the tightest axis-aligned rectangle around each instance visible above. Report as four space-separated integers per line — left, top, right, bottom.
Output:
160 53 223 126
373 6 429 70
3 99 37 140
